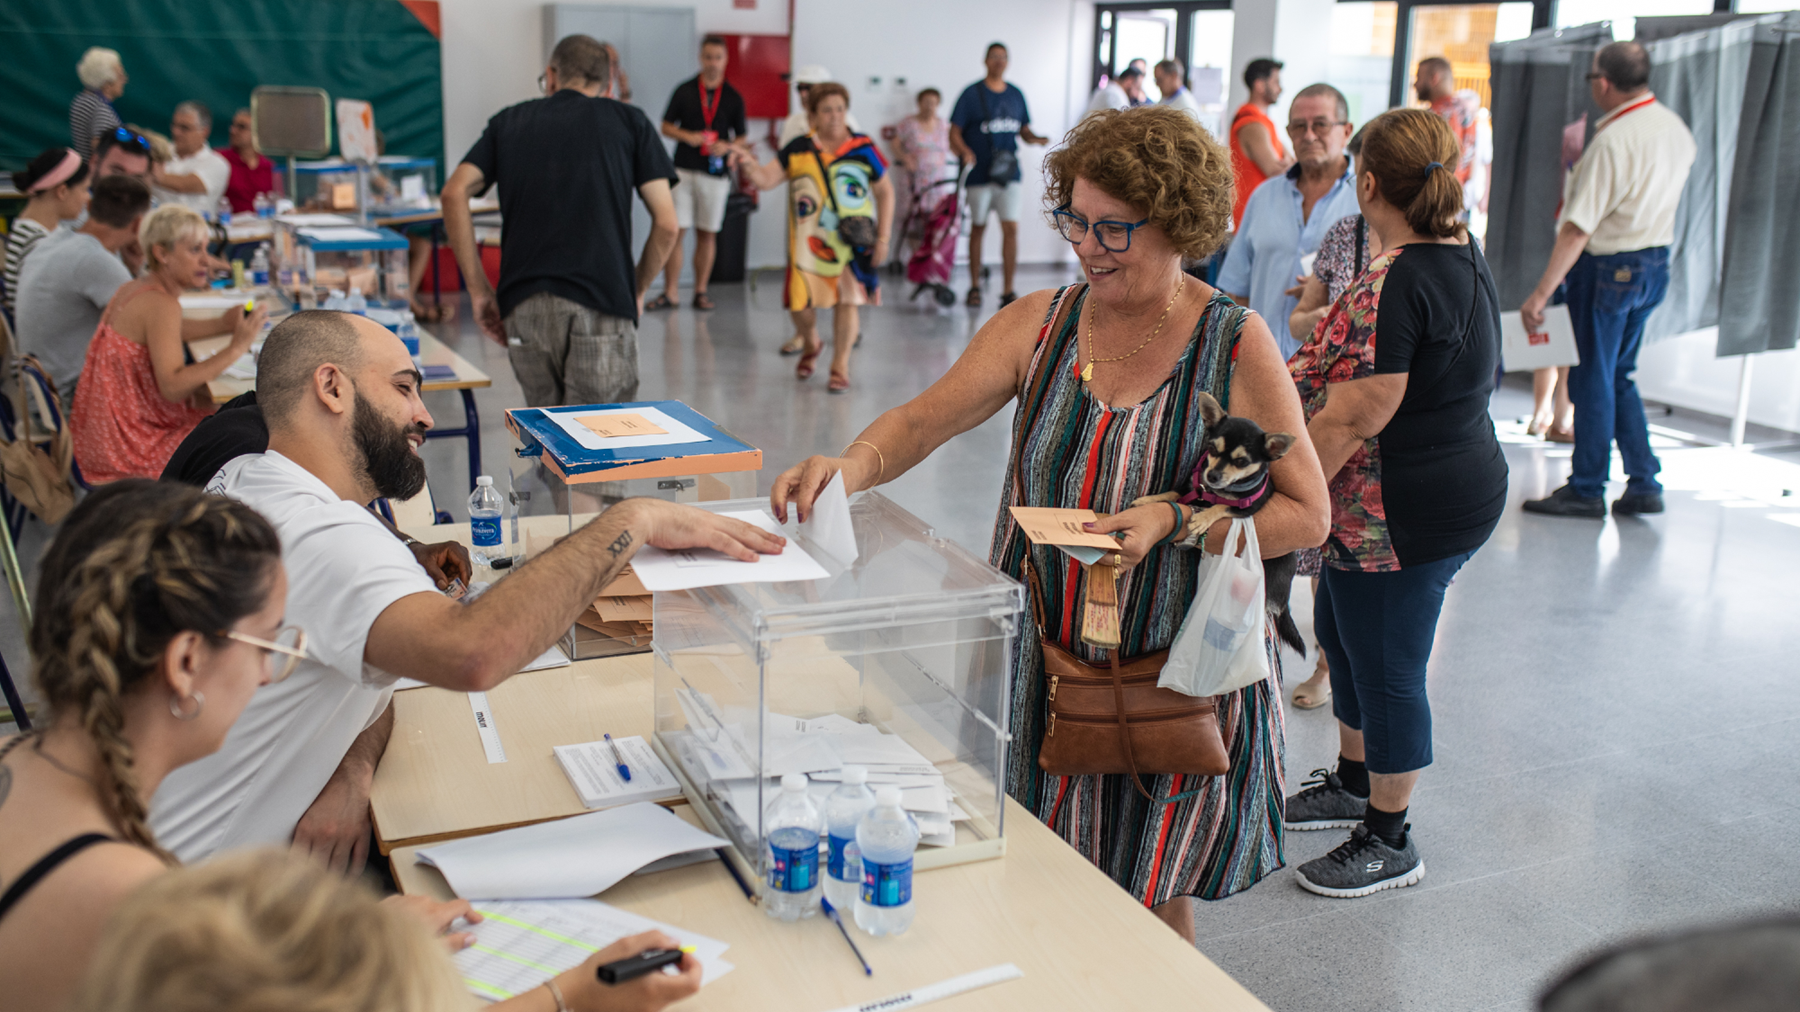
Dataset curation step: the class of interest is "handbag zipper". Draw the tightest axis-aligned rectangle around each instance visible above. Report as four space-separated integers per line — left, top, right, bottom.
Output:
1049 673 1058 700
1051 707 1212 726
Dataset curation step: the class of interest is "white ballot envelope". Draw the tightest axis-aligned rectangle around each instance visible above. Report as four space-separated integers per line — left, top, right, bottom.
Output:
1500 305 1580 372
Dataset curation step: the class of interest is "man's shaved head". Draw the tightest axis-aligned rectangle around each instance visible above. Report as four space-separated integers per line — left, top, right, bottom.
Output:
256 311 368 425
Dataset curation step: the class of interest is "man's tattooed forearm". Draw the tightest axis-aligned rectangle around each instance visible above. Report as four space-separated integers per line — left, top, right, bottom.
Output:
606 530 633 558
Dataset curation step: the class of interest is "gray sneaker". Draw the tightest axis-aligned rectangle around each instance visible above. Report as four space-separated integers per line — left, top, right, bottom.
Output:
1295 824 1425 898
1283 768 1367 830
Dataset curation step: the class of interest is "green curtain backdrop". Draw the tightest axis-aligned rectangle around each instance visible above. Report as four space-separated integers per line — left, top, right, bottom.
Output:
0 0 442 174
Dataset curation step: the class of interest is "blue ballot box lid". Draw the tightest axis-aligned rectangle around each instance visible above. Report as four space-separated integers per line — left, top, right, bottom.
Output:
506 401 762 484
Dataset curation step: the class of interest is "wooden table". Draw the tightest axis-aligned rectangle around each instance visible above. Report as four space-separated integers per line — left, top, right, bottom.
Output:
372 656 1273 1012
195 328 494 489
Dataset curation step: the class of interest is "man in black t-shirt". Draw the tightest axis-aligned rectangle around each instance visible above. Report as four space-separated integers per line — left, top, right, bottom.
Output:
655 35 750 312
441 34 679 407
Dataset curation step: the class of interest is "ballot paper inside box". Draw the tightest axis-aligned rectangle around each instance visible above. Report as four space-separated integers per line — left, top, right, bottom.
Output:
650 492 1024 895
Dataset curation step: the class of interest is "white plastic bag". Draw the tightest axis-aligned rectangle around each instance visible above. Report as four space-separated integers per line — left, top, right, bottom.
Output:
1160 516 1271 697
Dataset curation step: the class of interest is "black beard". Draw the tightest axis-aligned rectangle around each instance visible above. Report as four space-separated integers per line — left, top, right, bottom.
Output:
351 395 427 501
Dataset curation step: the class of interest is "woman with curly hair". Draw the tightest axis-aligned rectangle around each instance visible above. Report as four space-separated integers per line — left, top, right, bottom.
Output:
768 105 1329 940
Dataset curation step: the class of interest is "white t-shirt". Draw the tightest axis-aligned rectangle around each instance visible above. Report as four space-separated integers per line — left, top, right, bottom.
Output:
1557 98 1696 256
1085 82 1132 117
152 146 231 215
149 451 437 862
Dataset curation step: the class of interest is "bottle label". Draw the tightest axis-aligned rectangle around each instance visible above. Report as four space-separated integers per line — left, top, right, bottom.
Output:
827 832 857 881
470 516 502 548
768 841 818 893
861 857 912 907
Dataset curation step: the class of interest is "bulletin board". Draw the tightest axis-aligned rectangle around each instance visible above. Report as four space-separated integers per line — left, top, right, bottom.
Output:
0 0 444 173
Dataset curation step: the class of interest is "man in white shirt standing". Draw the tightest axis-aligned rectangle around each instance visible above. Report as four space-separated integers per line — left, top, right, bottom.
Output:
150 310 784 867
1520 42 1696 520
1085 66 1146 117
1155 60 1203 123
151 101 231 215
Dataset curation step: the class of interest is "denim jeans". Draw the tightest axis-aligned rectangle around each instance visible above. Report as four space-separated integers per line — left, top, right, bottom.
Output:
1563 247 1670 499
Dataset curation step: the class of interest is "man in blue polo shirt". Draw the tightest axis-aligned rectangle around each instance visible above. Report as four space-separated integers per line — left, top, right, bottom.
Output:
1219 83 1360 360
950 42 1048 309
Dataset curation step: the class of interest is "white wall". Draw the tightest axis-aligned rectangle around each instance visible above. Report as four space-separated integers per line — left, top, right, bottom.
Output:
1227 0 1337 136
1638 330 1800 435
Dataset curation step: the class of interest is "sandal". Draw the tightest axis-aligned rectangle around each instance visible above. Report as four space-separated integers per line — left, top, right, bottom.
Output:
998 291 1018 308
828 369 850 394
692 293 715 310
796 342 823 380
1545 426 1575 444
965 286 983 307
1292 674 1332 710
780 334 808 356
645 294 676 311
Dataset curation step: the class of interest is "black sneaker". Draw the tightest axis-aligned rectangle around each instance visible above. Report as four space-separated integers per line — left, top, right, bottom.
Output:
1522 484 1605 518
1295 824 1426 898
1612 491 1664 515
1283 768 1368 830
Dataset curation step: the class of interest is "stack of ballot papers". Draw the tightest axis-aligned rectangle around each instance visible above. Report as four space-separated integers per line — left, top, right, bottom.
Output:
416 802 728 899
576 566 653 645
691 710 971 847
456 898 733 1001
552 735 684 809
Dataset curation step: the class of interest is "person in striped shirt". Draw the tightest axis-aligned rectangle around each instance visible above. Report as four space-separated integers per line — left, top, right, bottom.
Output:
5 148 90 319
69 47 127 162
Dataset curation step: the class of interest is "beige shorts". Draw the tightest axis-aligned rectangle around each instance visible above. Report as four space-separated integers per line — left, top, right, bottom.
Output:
673 168 732 232
967 182 1025 224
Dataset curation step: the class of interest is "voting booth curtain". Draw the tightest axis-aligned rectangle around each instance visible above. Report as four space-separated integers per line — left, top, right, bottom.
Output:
1715 13 1800 358
0 0 444 173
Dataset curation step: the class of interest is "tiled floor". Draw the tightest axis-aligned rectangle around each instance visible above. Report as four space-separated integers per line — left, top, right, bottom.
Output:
6 265 1798 1011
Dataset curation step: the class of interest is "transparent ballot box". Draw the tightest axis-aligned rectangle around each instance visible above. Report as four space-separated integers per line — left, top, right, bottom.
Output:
651 492 1024 894
505 402 761 660
271 216 409 306
284 156 438 216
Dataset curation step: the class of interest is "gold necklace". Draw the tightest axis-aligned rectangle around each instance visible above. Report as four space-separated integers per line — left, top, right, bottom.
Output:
1081 274 1186 383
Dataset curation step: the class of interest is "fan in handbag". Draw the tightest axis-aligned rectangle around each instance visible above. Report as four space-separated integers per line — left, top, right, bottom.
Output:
1134 392 1305 656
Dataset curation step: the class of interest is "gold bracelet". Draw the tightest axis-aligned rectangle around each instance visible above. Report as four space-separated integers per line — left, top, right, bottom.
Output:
544 979 570 1012
840 440 886 485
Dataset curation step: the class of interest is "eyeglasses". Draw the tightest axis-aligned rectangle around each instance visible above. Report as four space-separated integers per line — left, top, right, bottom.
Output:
222 625 309 683
1287 119 1347 138
1052 206 1151 253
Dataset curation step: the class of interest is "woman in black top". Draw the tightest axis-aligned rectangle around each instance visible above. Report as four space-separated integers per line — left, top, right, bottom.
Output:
1282 108 1508 898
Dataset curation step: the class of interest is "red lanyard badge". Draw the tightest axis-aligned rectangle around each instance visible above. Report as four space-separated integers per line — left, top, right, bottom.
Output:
699 81 721 149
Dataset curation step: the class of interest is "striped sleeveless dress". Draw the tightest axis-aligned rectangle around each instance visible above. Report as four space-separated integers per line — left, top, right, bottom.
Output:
988 284 1287 905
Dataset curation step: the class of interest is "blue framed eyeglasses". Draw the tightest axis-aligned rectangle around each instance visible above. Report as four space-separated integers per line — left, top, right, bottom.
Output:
1052 206 1151 253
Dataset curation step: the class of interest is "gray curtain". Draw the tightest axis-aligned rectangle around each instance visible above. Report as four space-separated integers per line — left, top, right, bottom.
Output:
1642 18 1761 343
1717 13 1800 357
1486 23 1613 310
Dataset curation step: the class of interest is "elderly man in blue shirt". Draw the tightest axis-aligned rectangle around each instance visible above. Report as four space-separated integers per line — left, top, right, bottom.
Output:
1219 83 1360 360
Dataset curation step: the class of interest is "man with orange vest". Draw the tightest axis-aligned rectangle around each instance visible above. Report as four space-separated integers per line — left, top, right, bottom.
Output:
1230 58 1294 229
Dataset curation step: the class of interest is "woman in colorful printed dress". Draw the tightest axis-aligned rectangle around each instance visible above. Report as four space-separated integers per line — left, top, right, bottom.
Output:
768 106 1330 942
1282 108 1507 898
741 82 894 393
70 205 266 483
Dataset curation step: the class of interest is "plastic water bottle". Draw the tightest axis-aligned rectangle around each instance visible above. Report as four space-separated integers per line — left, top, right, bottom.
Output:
397 311 421 359
823 766 876 909
215 197 233 226
764 773 822 921
854 786 919 935
249 245 270 288
254 192 273 218
469 476 505 575
322 289 348 311
345 288 368 314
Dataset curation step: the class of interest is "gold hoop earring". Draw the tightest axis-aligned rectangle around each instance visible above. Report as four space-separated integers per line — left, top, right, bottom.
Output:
169 691 204 721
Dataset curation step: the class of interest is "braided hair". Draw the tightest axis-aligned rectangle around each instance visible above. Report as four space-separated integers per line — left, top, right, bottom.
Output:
29 480 281 859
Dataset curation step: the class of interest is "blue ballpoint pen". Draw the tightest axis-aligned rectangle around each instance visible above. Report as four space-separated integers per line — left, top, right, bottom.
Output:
820 898 873 976
603 733 632 782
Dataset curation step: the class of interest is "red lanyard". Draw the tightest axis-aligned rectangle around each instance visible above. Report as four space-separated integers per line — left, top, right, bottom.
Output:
699 81 721 130
1597 95 1655 133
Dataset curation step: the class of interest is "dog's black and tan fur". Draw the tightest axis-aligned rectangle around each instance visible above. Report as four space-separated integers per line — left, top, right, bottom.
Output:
1136 392 1306 656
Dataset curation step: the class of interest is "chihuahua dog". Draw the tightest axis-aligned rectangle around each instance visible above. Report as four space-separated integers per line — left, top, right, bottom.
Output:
1136 392 1305 656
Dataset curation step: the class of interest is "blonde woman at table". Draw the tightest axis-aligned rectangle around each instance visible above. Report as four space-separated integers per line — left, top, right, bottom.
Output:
75 849 700 1012
770 106 1329 943
69 204 266 483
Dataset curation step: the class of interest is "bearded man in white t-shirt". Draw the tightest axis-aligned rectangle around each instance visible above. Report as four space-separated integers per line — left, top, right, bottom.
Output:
150 311 785 868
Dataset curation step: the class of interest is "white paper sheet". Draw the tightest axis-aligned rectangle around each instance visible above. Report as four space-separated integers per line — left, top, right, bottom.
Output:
417 802 728 900
275 213 357 227
632 510 829 591
298 226 387 243
1500 305 1581 371
799 471 858 566
468 692 507 764
546 405 710 452
456 898 733 1001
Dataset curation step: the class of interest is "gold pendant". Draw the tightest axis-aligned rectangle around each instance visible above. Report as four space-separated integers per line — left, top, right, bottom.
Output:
1081 362 1094 382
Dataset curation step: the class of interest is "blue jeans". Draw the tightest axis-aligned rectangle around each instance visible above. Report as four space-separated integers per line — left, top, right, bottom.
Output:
1563 247 1669 499
1316 552 1473 775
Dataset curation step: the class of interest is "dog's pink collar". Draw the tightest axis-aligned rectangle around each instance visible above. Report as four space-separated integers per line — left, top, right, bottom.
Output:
1183 472 1271 510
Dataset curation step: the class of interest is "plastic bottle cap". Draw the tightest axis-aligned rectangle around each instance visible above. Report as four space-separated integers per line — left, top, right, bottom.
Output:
875 786 903 807
476 476 493 486
782 773 808 792
842 765 868 785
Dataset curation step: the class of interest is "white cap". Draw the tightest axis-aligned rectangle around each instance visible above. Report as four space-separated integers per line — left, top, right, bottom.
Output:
782 773 809 792
793 64 831 86
842 765 867 785
875 785 902 807
476 475 493 486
